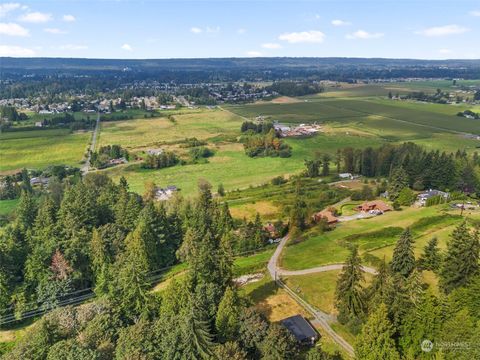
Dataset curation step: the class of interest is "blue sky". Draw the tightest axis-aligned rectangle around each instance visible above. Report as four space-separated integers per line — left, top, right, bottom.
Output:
0 0 479 59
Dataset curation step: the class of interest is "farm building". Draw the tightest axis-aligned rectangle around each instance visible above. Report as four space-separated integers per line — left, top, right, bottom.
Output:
357 200 392 213
312 209 338 225
417 189 449 206
146 149 164 156
338 173 353 179
155 185 178 201
30 177 49 187
280 315 319 345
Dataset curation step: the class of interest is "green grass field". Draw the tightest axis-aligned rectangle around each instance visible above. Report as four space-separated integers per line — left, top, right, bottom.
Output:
0 129 90 173
0 199 19 216
81 80 480 195
280 205 479 271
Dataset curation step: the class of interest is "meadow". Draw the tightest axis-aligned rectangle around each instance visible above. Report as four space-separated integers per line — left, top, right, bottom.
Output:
0 129 90 173
280 204 480 271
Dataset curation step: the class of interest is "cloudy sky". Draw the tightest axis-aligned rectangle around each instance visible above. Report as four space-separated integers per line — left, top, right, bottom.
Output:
0 0 479 59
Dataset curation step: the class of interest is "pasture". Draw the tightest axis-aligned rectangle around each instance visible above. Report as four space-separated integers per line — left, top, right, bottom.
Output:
0 129 90 173
280 204 480 271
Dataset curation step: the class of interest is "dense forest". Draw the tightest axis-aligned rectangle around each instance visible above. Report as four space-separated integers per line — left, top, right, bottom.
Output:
337 143 479 194
336 222 480 359
2 175 343 359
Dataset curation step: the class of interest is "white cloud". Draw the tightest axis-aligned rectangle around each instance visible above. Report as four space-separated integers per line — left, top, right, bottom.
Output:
331 19 351 26
0 3 21 18
416 24 468 37
19 11 52 23
469 10 480 16
246 50 262 57
190 26 219 34
278 30 325 43
206 26 220 33
439 48 452 54
44 28 66 34
0 22 29 36
346 30 384 40
121 43 132 51
59 44 88 50
237 28 246 34
0 44 35 56
62 14 75 22
261 43 282 49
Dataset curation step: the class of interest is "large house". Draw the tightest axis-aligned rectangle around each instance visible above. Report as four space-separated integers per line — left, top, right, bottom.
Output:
356 200 392 213
417 189 449 206
312 209 338 225
280 315 319 346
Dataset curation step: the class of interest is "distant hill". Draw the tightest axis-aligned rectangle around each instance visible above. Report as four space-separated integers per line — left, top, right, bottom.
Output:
1 57 480 81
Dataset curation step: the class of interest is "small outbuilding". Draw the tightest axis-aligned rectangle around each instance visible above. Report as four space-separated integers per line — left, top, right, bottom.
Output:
280 315 319 346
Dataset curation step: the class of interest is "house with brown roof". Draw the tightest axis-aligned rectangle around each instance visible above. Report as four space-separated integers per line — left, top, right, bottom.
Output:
356 200 392 213
312 209 338 225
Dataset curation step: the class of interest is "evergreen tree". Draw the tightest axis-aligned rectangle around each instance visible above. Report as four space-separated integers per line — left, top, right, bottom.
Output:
418 237 442 272
112 224 151 319
215 286 241 341
391 228 416 277
400 293 443 359
16 190 37 231
355 303 400 360
439 222 479 293
214 341 248 360
305 159 320 178
260 323 299 360
365 258 391 311
321 153 331 176
335 246 366 324
388 167 409 201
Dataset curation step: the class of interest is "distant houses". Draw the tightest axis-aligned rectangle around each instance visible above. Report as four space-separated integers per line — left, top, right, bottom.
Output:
273 122 322 137
356 200 392 214
30 177 49 187
417 189 449 206
155 185 178 201
107 157 128 166
146 149 164 156
312 209 338 225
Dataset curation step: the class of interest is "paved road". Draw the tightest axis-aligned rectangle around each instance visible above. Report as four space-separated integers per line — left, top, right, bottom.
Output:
81 112 100 175
267 225 376 358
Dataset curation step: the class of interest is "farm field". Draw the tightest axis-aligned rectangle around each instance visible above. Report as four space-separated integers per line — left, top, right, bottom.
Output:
101 129 379 195
96 108 238 150
280 204 479 271
101 91 480 195
226 97 480 134
0 129 90 173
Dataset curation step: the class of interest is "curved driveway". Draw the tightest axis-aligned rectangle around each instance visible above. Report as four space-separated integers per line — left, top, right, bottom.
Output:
268 233 377 357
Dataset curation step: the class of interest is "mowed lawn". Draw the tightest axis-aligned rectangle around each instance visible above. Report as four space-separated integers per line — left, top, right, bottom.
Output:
96 109 242 150
280 205 476 271
0 199 19 216
0 129 90 172
283 270 374 314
